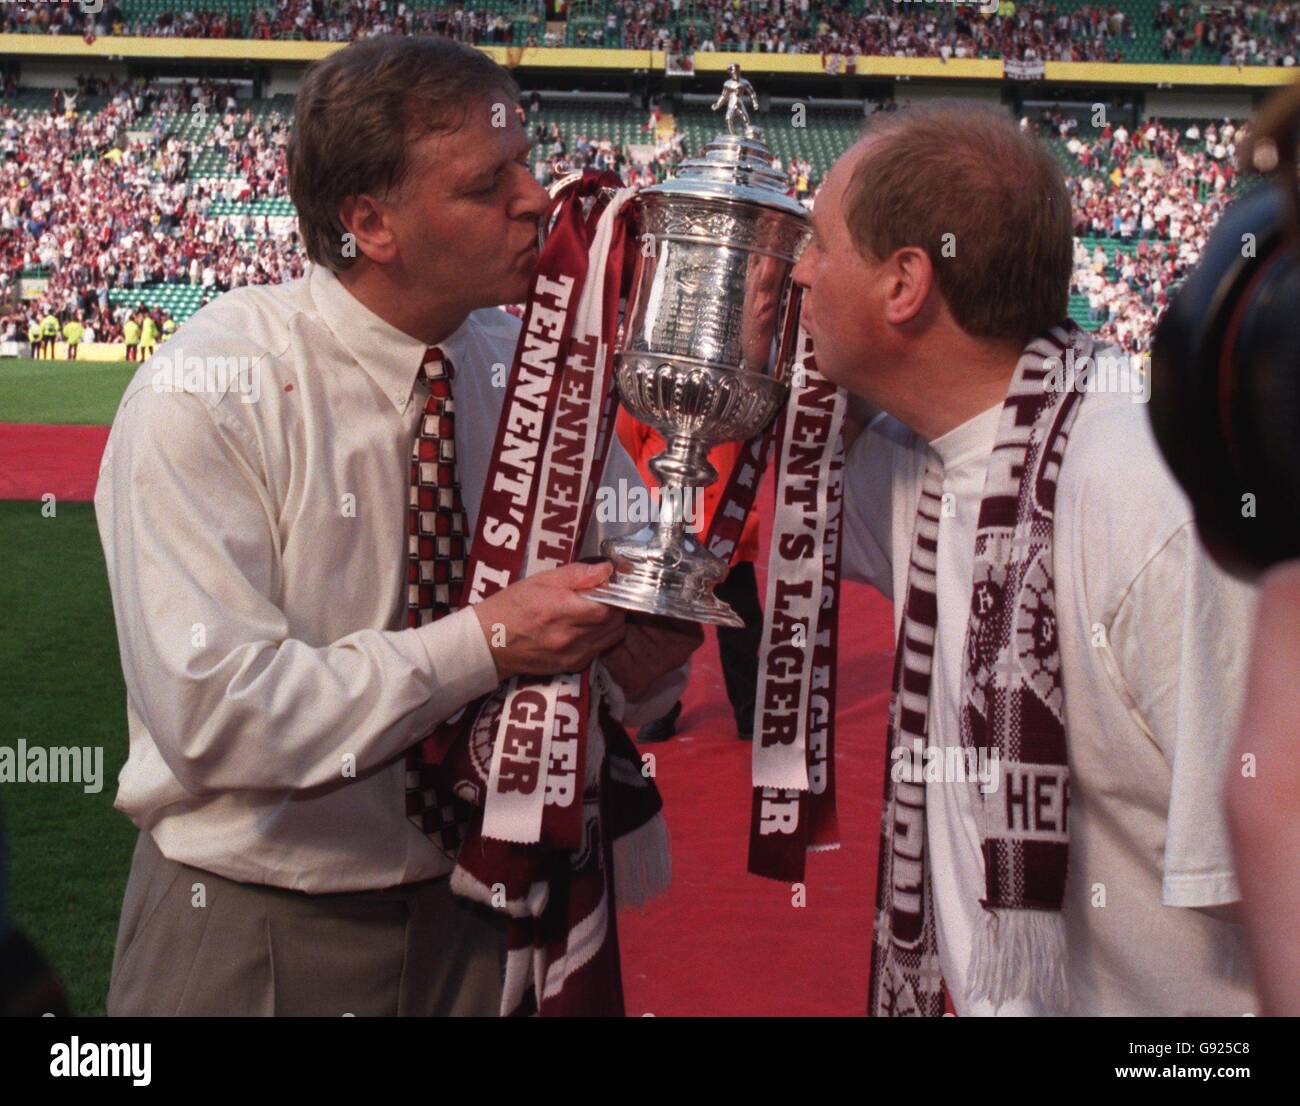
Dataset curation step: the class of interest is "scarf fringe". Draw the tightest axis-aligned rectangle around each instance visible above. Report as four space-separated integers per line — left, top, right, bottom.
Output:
966 907 1069 1012
450 865 550 919
612 812 671 909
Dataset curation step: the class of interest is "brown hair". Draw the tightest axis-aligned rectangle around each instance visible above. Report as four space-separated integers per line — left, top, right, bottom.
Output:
843 101 1073 344
289 35 520 271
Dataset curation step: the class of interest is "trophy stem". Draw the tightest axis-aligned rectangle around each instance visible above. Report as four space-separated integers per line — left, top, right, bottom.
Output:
648 433 717 547
587 432 743 627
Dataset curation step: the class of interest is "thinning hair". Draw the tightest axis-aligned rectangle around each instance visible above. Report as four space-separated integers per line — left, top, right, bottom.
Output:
289 35 520 272
843 101 1073 345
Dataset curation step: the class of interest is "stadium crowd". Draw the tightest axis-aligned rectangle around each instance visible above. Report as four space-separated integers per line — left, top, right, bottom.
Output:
0 77 302 351
0 72 1255 360
588 0 1120 60
1036 109 1249 353
2 2 1296 66
1154 0 1298 66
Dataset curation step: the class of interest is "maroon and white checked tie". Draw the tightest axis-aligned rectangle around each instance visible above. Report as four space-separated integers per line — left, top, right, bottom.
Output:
403 346 472 854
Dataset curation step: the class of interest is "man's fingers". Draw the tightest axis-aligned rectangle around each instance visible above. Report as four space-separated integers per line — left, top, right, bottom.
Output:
563 592 626 629
536 560 613 591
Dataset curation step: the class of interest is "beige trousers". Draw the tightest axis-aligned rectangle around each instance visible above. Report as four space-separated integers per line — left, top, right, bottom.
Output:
106 831 506 1016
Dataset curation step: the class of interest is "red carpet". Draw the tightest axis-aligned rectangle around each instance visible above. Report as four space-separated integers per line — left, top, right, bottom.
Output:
618 469 896 1016
0 422 108 502
2 422 899 1015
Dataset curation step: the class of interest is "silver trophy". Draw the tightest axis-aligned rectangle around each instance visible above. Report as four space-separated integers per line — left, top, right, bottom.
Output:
587 67 811 627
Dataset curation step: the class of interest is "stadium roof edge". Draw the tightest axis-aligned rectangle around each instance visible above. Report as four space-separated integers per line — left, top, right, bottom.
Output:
1 35 1294 88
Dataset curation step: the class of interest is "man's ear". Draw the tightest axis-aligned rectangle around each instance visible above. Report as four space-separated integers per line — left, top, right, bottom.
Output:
882 245 933 328
338 194 398 266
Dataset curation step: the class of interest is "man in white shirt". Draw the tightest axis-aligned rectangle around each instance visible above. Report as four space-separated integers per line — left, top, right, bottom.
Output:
791 101 1258 1015
96 36 695 1016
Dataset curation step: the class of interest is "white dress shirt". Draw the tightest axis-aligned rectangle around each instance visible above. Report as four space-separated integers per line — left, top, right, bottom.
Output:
841 386 1258 1015
95 262 679 893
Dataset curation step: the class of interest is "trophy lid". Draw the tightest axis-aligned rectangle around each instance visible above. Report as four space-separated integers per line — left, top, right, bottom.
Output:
643 67 809 219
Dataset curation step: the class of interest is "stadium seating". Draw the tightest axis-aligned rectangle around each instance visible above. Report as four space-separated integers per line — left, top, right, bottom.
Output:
106 284 210 321
1067 293 1098 329
532 103 647 152
534 101 862 180
677 104 863 179
121 0 264 25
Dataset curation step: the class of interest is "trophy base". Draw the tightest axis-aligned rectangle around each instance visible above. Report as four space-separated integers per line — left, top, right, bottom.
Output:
586 526 744 629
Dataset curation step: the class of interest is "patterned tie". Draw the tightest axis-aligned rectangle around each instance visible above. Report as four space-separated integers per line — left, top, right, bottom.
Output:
403 346 471 854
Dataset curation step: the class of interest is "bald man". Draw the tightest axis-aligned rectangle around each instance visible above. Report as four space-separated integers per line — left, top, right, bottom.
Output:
793 102 1258 1016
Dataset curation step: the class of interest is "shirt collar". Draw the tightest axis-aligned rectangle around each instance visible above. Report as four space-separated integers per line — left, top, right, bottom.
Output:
308 263 474 412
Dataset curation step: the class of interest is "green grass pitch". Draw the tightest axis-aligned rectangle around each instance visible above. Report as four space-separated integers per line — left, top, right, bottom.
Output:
2 358 137 1014
0 359 139 425
0 501 133 1016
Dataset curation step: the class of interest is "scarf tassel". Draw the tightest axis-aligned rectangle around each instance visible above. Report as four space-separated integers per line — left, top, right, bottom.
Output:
966 907 1069 1012
612 813 672 909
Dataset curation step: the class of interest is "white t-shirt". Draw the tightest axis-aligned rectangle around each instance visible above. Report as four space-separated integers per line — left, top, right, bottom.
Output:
841 385 1259 1016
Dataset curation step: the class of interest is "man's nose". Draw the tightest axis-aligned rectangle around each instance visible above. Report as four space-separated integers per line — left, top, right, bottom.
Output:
516 170 551 222
791 247 814 290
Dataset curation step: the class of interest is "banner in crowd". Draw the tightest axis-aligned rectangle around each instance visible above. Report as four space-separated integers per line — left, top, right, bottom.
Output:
665 52 695 76
1004 58 1046 80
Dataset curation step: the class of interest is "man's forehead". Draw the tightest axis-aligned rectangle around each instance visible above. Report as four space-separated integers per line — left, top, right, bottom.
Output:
839 136 876 179
822 137 874 206
417 103 529 173
814 154 850 217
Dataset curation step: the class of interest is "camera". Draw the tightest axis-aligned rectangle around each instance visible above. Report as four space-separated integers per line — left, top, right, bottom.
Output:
1151 82 1300 579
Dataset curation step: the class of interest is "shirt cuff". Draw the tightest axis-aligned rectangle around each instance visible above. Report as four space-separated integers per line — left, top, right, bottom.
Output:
1162 869 1241 909
411 606 502 722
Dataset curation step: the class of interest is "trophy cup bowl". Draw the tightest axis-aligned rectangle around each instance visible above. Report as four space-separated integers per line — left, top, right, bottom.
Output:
586 71 812 627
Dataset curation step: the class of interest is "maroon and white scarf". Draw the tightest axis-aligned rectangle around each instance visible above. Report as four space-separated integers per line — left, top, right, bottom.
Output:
622 319 851 886
410 171 670 1016
869 323 1094 1016
728 328 849 883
